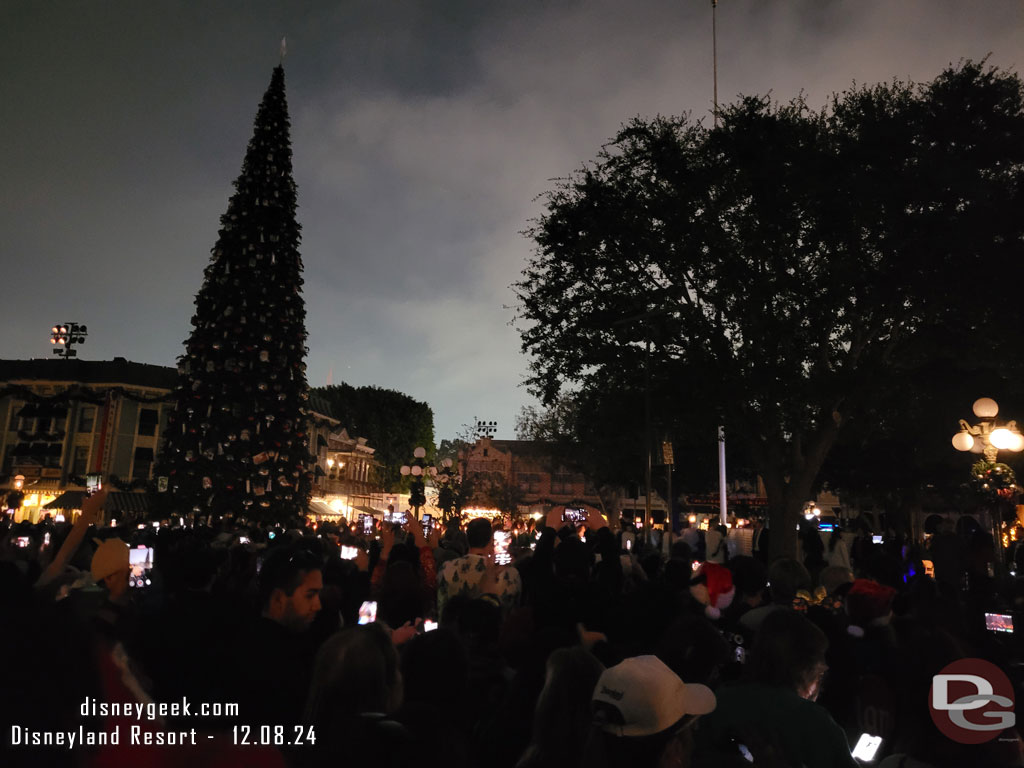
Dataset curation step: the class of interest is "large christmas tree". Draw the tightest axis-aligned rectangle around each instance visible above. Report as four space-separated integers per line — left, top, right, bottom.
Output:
155 65 312 522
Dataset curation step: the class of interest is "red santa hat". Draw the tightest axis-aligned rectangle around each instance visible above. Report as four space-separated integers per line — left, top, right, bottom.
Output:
845 579 896 636
690 562 735 620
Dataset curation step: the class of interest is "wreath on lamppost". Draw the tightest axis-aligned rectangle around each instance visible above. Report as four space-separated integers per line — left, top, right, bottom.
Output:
970 460 1019 500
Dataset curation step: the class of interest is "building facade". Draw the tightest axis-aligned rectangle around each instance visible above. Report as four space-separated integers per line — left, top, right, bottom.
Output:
1 359 381 523
308 426 383 519
0 358 177 522
460 437 612 516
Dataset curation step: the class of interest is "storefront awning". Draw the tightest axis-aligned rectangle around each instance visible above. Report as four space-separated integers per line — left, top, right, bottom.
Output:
108 492 149 513
307 500 341 517
352 505 383 517
44 491 150 513
44 491 84 510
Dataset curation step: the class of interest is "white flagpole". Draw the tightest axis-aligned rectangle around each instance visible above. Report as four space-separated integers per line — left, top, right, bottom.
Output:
718 426 727 526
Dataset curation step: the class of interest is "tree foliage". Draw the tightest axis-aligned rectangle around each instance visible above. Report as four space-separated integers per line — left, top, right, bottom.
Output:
313 383 434 492
515 61 1024 557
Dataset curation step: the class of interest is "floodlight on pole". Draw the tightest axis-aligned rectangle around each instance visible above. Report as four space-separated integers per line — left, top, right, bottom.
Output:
50 322 88 358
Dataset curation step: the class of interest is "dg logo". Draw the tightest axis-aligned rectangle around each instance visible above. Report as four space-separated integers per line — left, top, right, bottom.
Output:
930 658 1016 744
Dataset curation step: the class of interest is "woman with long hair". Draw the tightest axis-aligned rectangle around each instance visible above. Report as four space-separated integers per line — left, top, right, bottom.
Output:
302 624 410 768
516 646 605 768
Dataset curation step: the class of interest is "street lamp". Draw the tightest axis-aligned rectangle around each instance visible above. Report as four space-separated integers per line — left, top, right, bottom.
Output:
400 446 428 520
952 398 1024 462
952 397 1024 574
430 457 464 523
803 501 822 520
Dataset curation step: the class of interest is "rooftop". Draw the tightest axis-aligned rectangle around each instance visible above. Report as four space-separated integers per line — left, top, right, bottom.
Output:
0 358 177 390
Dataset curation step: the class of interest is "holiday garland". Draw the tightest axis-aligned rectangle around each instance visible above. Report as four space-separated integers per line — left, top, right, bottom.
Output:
970 460 1019 499
0 383 175 406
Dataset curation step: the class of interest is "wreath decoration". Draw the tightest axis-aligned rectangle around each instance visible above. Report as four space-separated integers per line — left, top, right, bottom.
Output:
970 460 1019 499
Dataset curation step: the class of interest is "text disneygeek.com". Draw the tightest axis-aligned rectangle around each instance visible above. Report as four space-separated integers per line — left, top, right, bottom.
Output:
10 696 242 749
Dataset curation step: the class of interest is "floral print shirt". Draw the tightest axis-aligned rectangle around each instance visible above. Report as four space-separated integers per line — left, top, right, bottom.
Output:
437 554 521 616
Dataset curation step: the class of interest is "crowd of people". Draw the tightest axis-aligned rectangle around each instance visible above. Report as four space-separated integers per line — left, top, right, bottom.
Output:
3 489 1023 767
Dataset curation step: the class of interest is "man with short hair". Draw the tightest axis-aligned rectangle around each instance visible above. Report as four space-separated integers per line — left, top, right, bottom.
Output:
259 548 323 631
437 518 521 617
231 546 323 726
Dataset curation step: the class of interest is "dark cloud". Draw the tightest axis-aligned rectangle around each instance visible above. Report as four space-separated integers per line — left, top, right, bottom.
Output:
2 0 1021 440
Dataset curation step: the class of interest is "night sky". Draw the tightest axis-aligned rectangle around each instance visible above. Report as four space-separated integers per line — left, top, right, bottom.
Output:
2 1 1021 441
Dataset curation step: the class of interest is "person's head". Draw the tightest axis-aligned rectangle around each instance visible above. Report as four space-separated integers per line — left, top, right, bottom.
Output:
378 559 428 629
587 655 716 768
845 578 897 629
399 627 469 709
819 565 854 596
728 555 767 603
521 647 605 767
655 615 731 688
766 558 811 606
91 538 130 600
554 537 593 582
466 518 493 552
305 624 402 725
746 609 828 700
258 547 322 631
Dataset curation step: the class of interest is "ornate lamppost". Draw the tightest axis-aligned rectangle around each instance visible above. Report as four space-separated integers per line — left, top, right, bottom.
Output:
430 458 463 523
952 397 1024 573
400 446 428 520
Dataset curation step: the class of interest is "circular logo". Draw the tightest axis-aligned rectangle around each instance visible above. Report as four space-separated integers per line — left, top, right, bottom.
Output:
929 658 1016 744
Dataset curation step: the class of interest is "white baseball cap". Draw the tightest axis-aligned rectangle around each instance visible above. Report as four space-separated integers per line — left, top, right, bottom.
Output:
592 655 716 737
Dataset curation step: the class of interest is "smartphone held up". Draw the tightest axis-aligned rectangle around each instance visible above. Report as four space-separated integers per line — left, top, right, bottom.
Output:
358 601 378 625
493 531 512 566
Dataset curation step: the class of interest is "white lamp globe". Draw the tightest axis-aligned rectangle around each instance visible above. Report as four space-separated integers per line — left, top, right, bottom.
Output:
414 446 427 459
991 428 1015 450
442 458 453 468
400 466 411 476
1009 432 1024 452
952 431 975 452
411 465 423 476
973 398 999 418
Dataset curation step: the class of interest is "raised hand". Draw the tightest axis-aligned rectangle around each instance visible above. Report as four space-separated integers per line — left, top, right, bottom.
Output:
585 507 608 530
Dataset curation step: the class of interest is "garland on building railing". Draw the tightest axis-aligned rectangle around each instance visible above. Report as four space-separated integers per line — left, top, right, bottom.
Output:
0 383 175 406
0 383 338 429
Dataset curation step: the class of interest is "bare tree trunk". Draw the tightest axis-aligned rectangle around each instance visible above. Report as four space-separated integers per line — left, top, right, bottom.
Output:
751 411 843 562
